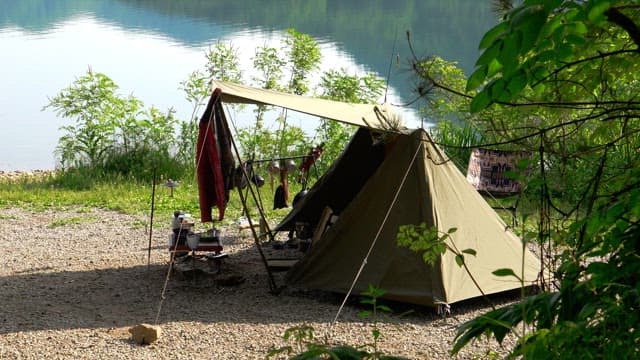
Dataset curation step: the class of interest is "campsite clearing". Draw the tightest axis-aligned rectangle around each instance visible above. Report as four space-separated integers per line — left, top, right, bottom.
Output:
0 206 517 359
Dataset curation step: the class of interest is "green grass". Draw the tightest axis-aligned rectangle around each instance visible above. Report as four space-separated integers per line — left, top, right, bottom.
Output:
0 171 300 227
48 215 98 228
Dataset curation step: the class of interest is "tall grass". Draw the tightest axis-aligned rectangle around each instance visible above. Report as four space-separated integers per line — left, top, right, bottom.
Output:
429 121 483 172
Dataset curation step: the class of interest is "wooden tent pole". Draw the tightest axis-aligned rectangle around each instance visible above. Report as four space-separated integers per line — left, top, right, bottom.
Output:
235 185 278 292
227 127 278 292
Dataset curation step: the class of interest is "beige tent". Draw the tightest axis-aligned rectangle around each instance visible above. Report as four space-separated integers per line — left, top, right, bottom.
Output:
210 81 540 306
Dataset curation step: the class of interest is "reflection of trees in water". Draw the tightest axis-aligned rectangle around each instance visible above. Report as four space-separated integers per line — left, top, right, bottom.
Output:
3 0 497 105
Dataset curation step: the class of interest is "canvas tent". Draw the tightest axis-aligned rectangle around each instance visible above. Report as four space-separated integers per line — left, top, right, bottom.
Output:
201 81 540 306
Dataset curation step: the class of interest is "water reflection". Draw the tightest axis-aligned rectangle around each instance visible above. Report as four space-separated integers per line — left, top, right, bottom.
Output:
0 0 496 170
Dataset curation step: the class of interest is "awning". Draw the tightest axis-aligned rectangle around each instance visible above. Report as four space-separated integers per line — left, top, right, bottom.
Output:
212 80 402 131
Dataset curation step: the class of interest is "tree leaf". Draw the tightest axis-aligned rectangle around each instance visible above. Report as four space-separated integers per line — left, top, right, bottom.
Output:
466 65 488 92
470 90 492 112
479 22 508 49
588 1 610 23
455 254 464 267
462 249 477 256
505 70 528 97
518 7 548 54
492 268 517 277
487 58 503 78
488 78 507 101
497 32 522 76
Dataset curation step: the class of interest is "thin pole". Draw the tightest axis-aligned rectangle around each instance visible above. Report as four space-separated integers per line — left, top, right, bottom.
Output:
235 184 278 292
147 167 157 269
225 109 278 291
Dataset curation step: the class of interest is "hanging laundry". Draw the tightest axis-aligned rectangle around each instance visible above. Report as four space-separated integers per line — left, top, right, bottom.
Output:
299 143 324 183
196 89 235 222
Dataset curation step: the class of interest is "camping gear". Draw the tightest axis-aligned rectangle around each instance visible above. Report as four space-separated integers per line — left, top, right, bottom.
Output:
233 163 250 189
267 160 280 174
273 185 287 209
292 189 308 207
196 88 235 223
273 165 289 209
170 211 194 245
285 159 297 172
252 174 265 187
163 179 179 197
197 80 540 307
299 143 323 185
168 211 226 273
466 148 530 197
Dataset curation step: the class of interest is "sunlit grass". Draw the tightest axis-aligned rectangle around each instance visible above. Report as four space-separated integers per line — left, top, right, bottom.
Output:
0 172 300 228
47 215 98 228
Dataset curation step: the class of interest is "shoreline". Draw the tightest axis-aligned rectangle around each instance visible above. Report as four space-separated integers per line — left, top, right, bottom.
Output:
0 169 56 179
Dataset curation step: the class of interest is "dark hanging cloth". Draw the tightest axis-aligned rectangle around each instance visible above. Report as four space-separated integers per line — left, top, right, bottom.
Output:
273 185 287 210
273 167 289 210
196 88 235 222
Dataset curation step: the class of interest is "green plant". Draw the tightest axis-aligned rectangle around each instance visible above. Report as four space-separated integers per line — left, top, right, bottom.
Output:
396 224 497 311
357 284 393 357
411 0 640 357
44 69 119 168
45 68 188 182
205 41 243 84
267 285 408 360
312 69 386 176
429 121 484 172
284 28 321 95
47 215 97 228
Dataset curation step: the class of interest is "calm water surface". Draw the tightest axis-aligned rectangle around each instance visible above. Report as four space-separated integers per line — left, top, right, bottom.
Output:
0 0 496 171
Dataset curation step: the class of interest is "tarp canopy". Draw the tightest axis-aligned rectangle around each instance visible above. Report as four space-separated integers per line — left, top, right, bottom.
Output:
211 80 401 131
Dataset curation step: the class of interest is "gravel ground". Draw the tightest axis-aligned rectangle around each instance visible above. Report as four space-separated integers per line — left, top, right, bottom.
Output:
0 206 517 359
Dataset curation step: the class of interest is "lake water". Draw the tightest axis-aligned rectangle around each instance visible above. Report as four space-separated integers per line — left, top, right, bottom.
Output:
0 0 496 171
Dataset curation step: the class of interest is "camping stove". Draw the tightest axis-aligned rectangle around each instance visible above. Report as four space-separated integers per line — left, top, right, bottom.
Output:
169 211 195 246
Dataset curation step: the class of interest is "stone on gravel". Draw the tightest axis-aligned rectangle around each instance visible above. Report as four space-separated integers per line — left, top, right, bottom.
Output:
129 323 161 345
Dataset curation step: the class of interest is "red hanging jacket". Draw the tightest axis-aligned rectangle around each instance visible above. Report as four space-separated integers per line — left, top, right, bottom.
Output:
196 89 235 222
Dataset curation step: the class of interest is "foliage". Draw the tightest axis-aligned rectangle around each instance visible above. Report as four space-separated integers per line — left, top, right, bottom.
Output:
179 41 244 174
267 285 408 360
253 44 286 91
0 171 295 228
312 69 386 176
225 32 384 184
44 69 120 168
396 224 495 311
428 121 484 172
396 223 448 266
284 28 321 95
411 0 640 358
204 41 243 84
357 284 393 357
44 68 186 181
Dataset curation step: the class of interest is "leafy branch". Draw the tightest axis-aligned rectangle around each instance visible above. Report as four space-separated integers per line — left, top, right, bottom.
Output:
396 223 496 311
